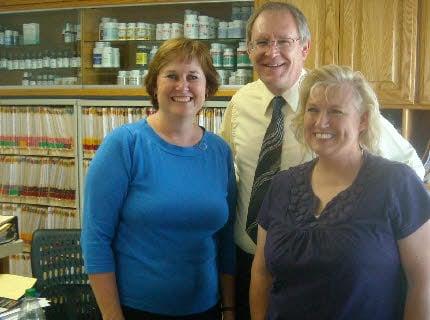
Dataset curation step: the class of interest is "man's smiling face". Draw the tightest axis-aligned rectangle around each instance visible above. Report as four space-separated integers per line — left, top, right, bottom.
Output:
249 10 309 95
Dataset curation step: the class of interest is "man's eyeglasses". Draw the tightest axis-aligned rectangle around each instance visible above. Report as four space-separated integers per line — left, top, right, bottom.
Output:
248 38 301 52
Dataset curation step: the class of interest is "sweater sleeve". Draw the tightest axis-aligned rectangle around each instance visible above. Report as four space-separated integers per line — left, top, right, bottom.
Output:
81 126 134 274
217 147 237 275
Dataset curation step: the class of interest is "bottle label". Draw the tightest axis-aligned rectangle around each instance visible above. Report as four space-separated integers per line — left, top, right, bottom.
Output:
136 52 148 66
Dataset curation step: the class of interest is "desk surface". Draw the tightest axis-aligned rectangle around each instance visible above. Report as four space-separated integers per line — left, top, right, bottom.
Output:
0 240 24 259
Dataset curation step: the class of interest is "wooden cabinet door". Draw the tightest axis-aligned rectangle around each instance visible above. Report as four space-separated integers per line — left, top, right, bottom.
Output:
339 0 418 105
254 0 339 69
418 0 430 105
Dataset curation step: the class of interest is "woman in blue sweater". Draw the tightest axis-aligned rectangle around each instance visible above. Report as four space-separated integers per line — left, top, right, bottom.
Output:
81 38 236 320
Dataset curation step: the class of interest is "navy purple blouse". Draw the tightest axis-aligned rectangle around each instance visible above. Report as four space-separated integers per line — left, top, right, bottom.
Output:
258 152 430 320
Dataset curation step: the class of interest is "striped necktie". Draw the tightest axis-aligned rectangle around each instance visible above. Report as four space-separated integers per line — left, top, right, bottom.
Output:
246 96 286 242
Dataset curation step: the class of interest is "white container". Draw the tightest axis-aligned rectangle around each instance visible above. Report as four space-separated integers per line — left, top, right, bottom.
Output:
118 23 127 40
223 47 235 68
104 22 118 40
99 17 111 40
93 42 104 68
129 69 141 86
102 46 113 68
184 14 199 39
162 23 171 40
236 68 249 85
62 53 70 68
216 69 230 85
23 23 39 45
218 21 228 39
171 23 183 38
4 30 13 46
126 22 136 40
156 24 163 40
198 15 210 39
117 70 128 85
237 41 251 67
76 24 81 41
211 43 223 68
208 17 216 39
136 22 145 40
112 47 120 68
229 71 236 85
93 46 103 68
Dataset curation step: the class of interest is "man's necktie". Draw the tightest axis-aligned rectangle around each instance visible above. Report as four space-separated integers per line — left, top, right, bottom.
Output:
246 96 285 242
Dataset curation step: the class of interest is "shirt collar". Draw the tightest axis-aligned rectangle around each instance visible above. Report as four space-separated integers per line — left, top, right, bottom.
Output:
262 68 307 114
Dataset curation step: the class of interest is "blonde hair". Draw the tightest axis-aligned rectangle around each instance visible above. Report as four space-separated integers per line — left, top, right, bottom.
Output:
293 64 381 154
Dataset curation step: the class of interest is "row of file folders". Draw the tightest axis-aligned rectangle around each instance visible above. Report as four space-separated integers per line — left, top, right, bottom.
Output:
82 106 226 156
0 156 76 207
0 105 226 157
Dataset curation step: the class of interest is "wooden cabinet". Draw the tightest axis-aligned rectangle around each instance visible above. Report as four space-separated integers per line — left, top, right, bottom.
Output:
418 0 430 105
339 0 417 105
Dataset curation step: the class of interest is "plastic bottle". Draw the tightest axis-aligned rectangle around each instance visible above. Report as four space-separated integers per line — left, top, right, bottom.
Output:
18 288 46 320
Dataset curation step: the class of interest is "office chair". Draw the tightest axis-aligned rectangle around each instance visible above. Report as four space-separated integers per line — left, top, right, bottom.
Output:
31 228 101 320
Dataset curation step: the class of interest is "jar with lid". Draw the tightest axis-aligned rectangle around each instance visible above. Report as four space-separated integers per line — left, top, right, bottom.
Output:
22 72 30 86
24 53 32 69
112 47 120 68
171 23 183 39
223 48 235 69
102 46 113 68
236 68 249 85
136 22 145 40
184 14 199 39
136 45 149 69
217 21 228 39
62 50 70 68
104 21 118 40
129 69 141 86
99 17 111 40
198 15 210 39
237 42 251 67
43 50 50 68
36 52 43 69
56 51 64 68
127 23 136 40
210 43 223 68
117 70 128 85
12 55 19 70
118 23 127 40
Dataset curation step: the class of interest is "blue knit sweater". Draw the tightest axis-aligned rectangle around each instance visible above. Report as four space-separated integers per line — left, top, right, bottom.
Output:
81 119 236 315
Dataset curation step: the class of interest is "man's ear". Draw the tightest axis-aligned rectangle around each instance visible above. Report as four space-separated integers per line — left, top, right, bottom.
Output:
360 111 369 132
301 41 311 59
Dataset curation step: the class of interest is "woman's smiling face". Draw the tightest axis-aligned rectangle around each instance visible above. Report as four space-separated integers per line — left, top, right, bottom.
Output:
304 84 368 160
155 57 207 118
